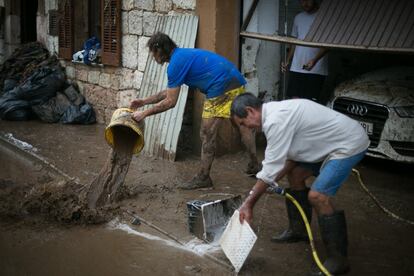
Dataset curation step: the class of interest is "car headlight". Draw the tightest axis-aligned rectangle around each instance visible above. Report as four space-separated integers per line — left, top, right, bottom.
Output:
394 106 414 118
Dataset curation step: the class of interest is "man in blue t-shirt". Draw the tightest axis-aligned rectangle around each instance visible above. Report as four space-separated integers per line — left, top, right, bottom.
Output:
130 32 259 189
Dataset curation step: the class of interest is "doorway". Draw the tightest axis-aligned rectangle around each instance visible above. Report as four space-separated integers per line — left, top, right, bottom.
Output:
21 0 38 43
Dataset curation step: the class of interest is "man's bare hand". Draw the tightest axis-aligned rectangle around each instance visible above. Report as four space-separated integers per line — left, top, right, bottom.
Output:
132 111 146 122
130 99 145 110
239 204 253 225
303 59 316 71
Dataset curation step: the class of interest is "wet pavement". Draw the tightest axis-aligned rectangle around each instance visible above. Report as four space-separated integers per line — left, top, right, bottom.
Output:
0 220 226 276
0 120 413 275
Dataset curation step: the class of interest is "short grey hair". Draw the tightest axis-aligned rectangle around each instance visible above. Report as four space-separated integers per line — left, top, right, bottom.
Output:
230 93 262 118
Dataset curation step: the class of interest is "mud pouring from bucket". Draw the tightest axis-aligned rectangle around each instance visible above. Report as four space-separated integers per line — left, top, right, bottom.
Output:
87 108 144 209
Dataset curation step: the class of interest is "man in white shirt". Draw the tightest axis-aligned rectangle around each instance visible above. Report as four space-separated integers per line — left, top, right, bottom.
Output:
281 0 328 103
231 93 369 275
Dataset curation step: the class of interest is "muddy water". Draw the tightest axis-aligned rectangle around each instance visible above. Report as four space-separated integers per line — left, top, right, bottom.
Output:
87 126 137 208
0 221 226 276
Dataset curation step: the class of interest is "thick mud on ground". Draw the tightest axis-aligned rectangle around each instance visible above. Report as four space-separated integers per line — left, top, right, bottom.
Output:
1 120 414 275
87 125 137 209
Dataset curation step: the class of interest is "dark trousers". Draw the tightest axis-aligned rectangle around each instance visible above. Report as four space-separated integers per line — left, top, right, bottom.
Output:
286 71 326 103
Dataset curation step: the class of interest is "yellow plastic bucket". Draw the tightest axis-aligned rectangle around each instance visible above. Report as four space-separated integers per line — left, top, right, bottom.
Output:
104 108 145 154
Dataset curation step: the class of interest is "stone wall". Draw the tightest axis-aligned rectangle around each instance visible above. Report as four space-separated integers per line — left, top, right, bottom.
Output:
0 0 196 122
0 0 4 63
38 0 196 123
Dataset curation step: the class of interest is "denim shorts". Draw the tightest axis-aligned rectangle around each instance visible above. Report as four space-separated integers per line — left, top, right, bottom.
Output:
297 150 367 196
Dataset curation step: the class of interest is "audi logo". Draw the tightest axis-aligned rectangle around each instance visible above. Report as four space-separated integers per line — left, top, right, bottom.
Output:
347 104 368 116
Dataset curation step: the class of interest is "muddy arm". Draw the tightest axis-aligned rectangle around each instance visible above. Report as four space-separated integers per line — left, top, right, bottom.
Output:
142 90 168 105
132 87 181 122
143 87 180 116
238 179 268 224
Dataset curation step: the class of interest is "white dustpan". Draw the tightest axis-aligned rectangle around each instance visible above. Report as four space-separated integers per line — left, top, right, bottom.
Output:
219 210 257 273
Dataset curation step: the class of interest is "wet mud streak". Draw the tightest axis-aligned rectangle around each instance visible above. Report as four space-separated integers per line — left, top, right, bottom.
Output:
87 126 137 209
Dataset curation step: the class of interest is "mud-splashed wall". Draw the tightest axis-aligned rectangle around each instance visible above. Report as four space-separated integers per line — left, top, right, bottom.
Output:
0 0 22 64
241 0 280 101
33 0 196 124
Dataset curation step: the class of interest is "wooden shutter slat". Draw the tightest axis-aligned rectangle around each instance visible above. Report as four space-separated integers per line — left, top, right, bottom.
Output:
101 0 121 66
49 10 58 36
58 0 74 60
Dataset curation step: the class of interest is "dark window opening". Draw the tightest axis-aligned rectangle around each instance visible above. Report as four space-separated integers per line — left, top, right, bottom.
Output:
88 0 101 40
0 7 5 39
21 0 38 43
72 0 101 56
59 0 121 66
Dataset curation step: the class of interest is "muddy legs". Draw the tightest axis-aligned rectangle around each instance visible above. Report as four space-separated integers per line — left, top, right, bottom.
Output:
178 118 220 189
238 125 260 175
179 117 259 189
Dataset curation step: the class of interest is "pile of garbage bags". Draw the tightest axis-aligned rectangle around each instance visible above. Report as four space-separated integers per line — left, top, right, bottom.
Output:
0 42 96 124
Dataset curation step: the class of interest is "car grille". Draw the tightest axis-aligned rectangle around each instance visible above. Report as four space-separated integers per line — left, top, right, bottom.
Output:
389 141 414 157
333 98 389 148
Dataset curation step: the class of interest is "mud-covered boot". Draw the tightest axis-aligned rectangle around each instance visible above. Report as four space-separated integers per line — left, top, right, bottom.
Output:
271 188 312 243
178 174 213 190
317 210 350 275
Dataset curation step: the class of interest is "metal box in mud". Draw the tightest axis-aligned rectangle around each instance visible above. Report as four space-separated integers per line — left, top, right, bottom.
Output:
186 194 242 242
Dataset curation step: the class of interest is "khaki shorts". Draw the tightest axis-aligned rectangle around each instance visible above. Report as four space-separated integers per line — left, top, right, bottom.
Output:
202 87 245 119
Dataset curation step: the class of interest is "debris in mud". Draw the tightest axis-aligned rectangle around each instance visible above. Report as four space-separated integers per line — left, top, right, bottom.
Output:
86 125 138 208
0 179 114 224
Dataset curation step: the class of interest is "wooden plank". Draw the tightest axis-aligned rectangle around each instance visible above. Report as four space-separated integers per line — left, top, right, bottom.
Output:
240 31 414 53
313 0 338 42
348 0 375 45
305 0 331 40
370 0 398 47
394 2 414 48
333 0 360 44
101 0 121 66
356 0 384 46
325 0 350 44
342 0 368 45
378 0 406 47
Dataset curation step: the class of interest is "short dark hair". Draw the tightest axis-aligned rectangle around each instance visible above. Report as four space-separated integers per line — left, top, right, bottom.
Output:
147 32 177 62
231 93 262 118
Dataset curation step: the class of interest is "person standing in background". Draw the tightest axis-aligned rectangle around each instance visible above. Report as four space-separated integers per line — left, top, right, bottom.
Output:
281 0 328 103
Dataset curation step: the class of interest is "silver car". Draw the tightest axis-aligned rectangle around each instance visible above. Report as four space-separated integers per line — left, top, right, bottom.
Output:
330 67 414 163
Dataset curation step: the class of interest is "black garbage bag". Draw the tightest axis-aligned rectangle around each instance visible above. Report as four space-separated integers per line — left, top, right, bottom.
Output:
0 42 49 94
3 79 19 93
32 92 73 123
60 103 96 124
62 85 85 106
0 65 66 120
16 66 66 105
0 96 32 121
31 84 96 125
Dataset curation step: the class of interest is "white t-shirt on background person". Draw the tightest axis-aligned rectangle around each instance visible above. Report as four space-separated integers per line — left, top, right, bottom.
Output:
290 11 328 76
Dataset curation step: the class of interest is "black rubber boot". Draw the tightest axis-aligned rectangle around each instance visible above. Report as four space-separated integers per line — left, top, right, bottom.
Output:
318 210 350 275
271 188 312 243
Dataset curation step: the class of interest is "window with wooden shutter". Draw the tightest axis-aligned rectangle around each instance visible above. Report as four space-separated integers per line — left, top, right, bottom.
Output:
49 10 58 36
101 0 121 66
58 0 74 60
